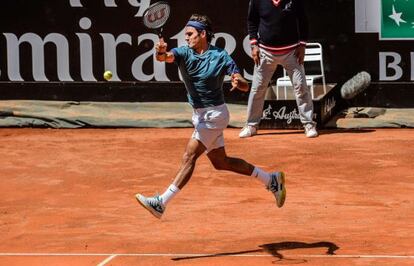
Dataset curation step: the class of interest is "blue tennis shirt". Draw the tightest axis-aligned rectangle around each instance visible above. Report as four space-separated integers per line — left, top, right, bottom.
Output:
171 45 240 109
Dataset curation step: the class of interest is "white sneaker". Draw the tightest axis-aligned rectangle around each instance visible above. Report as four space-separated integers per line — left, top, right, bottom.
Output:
135 194 165 219
239 125 257 138
267 172 286 208
304 123 318 138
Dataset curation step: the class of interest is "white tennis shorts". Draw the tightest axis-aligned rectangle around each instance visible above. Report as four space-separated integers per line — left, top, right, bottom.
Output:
191 103 230 153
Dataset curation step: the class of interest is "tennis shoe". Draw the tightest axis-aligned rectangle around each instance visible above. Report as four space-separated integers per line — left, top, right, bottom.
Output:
267 172 286 208
304 123 318 138
239 125 257 138
135 194 165 219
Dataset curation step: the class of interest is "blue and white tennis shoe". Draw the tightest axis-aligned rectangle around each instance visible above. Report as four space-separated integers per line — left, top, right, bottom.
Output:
267 172 286 208
136 194 165 219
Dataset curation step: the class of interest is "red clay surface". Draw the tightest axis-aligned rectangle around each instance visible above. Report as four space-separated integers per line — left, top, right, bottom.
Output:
0 128 413 265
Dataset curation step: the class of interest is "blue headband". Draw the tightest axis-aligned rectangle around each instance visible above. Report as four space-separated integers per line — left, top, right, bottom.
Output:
186 20 208 31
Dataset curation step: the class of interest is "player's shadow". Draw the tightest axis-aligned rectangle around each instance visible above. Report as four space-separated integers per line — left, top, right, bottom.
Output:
171 241 339 262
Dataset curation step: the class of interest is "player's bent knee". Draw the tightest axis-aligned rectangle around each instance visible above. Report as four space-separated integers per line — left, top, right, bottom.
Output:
212 162 227 171
210 157 230 171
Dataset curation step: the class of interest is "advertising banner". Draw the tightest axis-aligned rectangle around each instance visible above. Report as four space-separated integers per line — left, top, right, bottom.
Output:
1 1 413 86
0 0 252 82
355 0 414 82
381 0 414 40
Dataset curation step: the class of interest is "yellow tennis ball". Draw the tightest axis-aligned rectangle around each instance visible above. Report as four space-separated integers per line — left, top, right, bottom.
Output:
103 70 113 81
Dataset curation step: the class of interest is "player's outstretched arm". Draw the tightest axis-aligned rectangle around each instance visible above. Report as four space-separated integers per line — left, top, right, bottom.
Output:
231 73 249 92
155 38 175 63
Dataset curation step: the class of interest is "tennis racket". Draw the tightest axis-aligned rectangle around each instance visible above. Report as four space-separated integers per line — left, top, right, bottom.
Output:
142 1 171 40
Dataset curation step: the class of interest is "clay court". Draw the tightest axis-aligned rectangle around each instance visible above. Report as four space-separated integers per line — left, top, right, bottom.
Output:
0 127 413 265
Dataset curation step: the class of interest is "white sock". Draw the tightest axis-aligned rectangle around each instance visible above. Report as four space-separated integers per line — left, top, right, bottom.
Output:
160 184 180 206
251 167 271 185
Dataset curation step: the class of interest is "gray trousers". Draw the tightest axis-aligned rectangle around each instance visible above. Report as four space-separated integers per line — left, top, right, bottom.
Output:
246 48 315 127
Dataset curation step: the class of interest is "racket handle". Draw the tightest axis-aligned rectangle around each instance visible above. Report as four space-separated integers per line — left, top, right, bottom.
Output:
156 28 164 40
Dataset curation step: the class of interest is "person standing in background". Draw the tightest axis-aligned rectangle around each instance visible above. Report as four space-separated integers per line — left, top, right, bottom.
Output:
240 0 318 138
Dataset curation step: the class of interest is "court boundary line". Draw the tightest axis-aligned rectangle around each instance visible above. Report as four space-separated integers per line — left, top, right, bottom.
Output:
0 253 413 259
97 254 117 266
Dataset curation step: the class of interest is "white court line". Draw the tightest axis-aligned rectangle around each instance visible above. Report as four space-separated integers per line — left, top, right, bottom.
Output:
0 253 413 259
97 254 117 266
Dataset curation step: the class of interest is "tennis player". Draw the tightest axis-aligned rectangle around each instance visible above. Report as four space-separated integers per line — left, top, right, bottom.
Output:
136 14 286 219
